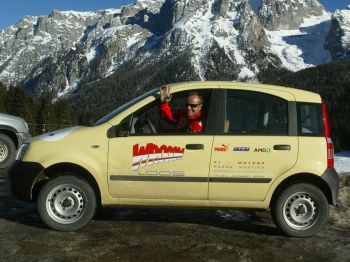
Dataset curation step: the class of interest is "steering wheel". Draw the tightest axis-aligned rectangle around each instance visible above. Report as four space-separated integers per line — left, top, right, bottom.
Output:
146 117 157 134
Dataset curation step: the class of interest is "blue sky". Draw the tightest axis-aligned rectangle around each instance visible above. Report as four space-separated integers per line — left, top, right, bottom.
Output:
0 0 349 30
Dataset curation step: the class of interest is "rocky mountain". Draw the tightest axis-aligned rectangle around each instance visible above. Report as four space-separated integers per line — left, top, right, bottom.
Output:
0 0 349 103
258 0 324 30
325 8 350 59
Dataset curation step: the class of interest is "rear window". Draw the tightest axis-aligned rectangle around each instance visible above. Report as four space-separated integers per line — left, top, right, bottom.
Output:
225 90 288 135
297 103 324 136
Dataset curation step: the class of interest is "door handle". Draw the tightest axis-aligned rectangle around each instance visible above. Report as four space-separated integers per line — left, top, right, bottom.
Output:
186 144 204 150
273 145 291 151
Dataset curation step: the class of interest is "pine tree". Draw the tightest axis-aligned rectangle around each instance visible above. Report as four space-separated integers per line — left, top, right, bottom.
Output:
36 93 56 134
3 86 36 132
0 82 7 112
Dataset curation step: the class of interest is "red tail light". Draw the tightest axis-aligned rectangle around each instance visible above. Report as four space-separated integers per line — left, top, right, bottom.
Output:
322 100 334 168
326 137 334 168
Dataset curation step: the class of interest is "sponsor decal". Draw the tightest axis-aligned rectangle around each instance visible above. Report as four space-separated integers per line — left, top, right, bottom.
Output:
213 160 233 169
214 144 229 152
237 161 265 165
233 146 250 152
254 147 271 153
213 160 234 174
237 161 265 171
141 171 185 177
132 143 185 171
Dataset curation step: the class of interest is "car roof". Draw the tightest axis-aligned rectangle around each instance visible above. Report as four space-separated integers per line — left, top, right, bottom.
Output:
167 81 321 103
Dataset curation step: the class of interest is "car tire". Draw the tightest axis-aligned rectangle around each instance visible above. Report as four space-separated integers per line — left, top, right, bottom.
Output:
0 133 16 170
271 183 329 237
37 175 97 231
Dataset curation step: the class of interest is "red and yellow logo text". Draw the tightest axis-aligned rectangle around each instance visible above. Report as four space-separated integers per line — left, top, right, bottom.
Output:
132 143 185 171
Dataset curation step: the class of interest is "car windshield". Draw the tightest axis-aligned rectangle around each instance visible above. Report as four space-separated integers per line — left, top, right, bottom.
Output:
94 88 159 126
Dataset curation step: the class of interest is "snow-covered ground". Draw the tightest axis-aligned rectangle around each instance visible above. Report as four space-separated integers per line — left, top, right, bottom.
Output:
335 151 350 174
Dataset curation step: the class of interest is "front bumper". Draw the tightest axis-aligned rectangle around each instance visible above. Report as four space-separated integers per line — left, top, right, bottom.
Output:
321 168 339 205
9 160 44 201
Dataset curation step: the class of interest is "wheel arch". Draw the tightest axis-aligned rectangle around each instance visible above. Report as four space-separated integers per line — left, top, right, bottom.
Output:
32 162 102 206
0 128 18 148
270 173 333 208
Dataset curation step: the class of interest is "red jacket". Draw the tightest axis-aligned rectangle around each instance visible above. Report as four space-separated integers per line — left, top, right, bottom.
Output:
159 102 205 133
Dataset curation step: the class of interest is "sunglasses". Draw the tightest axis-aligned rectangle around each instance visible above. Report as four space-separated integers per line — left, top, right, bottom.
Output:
186 103 202 108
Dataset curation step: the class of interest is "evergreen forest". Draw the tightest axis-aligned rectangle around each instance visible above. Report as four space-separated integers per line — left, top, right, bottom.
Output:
0 83 74 136
0 59 349 150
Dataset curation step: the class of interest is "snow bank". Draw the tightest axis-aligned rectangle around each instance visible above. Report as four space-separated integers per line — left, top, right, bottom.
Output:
335 151 350 174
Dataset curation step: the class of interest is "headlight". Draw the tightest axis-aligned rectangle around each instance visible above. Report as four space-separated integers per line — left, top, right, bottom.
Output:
16 143 30 161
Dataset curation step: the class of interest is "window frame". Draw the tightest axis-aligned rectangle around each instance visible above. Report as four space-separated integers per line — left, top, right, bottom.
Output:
95 88 159 126
296 102 324 137
216 89 295 136
116 88 219 137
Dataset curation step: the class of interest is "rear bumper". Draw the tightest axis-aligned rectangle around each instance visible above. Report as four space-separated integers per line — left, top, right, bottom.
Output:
9 160 44 201
321 168 339 205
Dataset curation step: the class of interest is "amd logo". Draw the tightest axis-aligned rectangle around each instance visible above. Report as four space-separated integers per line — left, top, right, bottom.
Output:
254 148 271 153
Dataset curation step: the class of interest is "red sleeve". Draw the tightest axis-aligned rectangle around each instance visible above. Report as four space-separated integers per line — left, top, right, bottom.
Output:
190 120 204 133
159 102 174 121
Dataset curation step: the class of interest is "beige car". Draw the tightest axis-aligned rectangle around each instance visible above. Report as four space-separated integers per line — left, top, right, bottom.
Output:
9 82 339 237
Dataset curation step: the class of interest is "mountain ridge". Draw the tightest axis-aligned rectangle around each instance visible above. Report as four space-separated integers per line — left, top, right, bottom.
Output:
0 0 349 100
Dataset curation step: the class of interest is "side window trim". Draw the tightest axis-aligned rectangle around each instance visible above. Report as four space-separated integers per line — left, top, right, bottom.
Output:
220 89 290 136
110 88 219 137
288 101 298 136
296 102 324 137
214 89 226 135
206 88 221 135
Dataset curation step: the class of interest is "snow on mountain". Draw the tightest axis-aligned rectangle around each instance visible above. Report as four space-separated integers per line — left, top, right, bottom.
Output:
0 10 102 86
170 0 245 79
258 0 325 30
0 0 349 99
266 12 332 71
333 9 350 54
325 8 350 59
134 0 165 12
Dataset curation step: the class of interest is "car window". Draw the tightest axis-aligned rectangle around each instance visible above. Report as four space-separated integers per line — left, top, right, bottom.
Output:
94 88 159 126
120 89 213 136
297 103 324 136
224 90 288 135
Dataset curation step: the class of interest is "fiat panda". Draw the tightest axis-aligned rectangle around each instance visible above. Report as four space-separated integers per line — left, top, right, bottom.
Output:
9 82 339 237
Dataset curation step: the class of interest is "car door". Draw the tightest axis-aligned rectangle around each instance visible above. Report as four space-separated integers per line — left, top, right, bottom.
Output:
209 88 298 201
107 87 218 200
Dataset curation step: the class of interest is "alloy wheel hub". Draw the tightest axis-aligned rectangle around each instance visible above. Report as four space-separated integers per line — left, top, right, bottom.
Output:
283 192 318 230
46 184 85 224
295 204 307 216
61 197 74 210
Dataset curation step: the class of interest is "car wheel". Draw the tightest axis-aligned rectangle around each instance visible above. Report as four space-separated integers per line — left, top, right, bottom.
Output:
37 175 97 231
0 133 16 170
271 183 328 237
